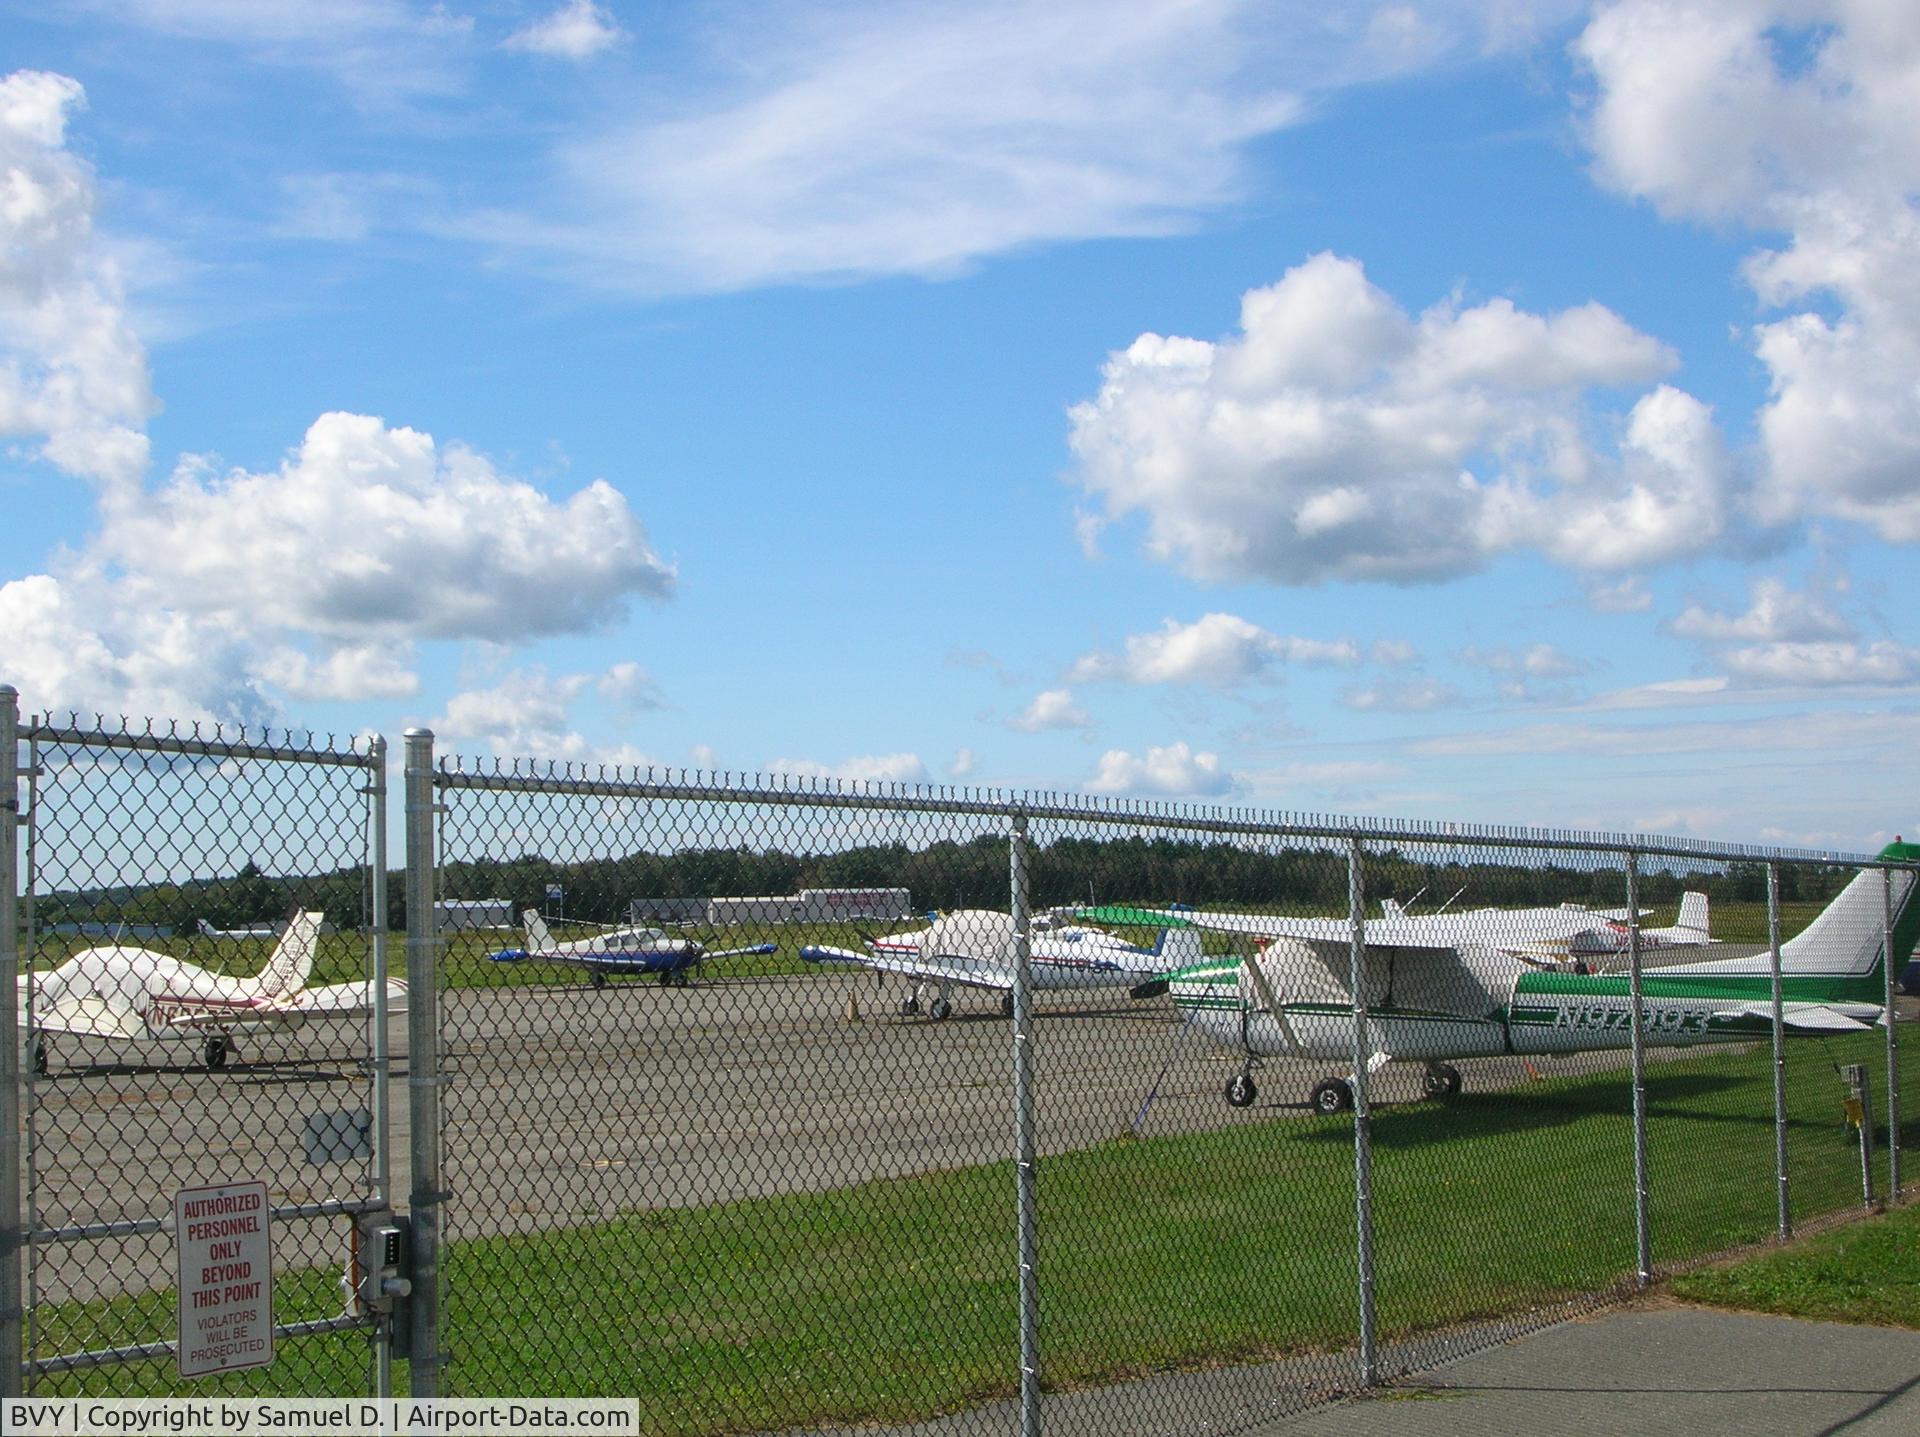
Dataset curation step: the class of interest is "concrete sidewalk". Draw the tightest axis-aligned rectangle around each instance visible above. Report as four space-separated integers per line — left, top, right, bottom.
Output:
1255 1305 1920 1436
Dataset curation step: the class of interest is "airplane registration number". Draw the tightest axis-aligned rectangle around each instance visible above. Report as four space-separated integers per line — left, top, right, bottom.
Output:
1552 1003 1711 1037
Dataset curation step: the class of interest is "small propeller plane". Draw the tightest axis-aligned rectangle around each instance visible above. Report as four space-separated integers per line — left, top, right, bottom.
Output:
1129 843 1917 1113
18 912 407 1073
799 907 1203 1019
487 910 777 988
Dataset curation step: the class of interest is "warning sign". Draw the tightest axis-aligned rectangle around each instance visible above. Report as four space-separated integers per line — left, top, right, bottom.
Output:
174 1180 274 1377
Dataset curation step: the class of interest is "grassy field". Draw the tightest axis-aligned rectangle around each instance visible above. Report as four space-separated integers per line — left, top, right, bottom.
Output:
29 1027 1918 1434
1669 1200 1920 1329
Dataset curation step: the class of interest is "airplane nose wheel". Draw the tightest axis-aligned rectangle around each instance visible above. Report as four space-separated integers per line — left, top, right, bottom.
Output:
1224 1072 1257 1108
1421 1064 1463 1101
1309 1077 1354 1114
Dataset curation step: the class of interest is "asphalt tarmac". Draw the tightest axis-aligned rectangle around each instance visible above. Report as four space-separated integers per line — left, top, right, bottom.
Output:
26 964 1764 1312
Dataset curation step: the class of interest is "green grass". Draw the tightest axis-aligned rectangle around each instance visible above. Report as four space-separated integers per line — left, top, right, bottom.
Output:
1669 1200 1920 1328
32 1029 1917 1435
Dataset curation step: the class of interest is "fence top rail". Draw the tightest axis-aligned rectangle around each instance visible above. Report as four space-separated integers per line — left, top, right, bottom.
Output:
24 714 377 769
428 755 1892 870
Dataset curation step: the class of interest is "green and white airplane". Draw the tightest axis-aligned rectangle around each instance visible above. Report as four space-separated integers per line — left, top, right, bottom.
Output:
1139 841 1919 1113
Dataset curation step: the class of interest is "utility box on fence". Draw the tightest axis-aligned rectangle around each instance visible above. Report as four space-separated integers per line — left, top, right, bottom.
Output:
1843 1063 1876 1207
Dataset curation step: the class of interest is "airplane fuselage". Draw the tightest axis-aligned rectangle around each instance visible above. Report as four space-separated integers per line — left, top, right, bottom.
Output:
1169 952 1885 1065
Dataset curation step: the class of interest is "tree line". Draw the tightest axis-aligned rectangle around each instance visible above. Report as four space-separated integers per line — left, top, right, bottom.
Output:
30 837 1856 937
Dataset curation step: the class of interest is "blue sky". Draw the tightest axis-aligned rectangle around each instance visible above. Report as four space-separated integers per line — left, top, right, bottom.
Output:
3 0 1918 853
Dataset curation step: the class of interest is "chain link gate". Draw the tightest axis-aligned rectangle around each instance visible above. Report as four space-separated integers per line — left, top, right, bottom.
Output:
3 692 400 1396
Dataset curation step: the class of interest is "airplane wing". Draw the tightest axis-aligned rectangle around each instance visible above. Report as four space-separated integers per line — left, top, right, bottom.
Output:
797 945 1014 993
1127 907 1457 951
1723 1002 1877 1033
29 996 148 1040
702 943 779 961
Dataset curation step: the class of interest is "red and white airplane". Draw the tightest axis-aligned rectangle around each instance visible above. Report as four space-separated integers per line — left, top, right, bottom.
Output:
18 912 406 1072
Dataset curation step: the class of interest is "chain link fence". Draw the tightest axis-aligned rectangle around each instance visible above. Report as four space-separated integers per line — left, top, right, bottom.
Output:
4 692 1916 1435
3 696 397 1397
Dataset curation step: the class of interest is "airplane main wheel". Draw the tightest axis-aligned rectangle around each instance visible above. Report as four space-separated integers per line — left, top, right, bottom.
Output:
1000 993 1015 1018
901 996 921 1016
590 972 608 990
1309 1078 1353 1115
205 1037 229 1071
1225 1073 1257 1108
929 997 953 1022
1421 1064 1464 1101
31 1039 48 1077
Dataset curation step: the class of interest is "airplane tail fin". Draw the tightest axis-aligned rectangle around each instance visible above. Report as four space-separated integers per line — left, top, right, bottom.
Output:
522 910 555 955
1675 891 1709 936
1776 858 1916 979
255 912 320 999
197 918 217 937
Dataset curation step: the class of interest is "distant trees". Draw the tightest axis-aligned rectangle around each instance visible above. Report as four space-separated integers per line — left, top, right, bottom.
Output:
33 834 1856 936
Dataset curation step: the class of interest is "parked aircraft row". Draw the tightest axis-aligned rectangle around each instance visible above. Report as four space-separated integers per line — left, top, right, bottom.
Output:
16 849 1913 1093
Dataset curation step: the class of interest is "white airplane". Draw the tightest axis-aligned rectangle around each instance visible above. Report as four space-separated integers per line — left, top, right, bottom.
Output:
487 910 777 988
196 917 282 939
800 908 1204 1019
19 912 408 1073
1130 843 1917 1113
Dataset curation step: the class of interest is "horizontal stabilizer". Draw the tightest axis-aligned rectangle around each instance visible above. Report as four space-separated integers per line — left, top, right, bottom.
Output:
1728 1002 1875 1033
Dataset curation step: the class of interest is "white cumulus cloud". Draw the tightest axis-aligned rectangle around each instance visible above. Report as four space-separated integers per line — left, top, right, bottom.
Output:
1012 688 1092 732
1578 0 1920 543
1067 252 1706 585
0 71 155 492
1086 741 1236 797
1069 612 1360 686
430 665 658 765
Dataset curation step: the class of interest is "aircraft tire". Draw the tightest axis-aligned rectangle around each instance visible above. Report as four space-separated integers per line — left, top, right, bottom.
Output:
929 997 953 1021
1225 1073 1257 1108
1422 1064 1463 1101
205 1037 229 1071
1000 992 1015 1018
31 1039 48 1077
590 972 607 990
901 996 920 1015
1309 1077 1353 1115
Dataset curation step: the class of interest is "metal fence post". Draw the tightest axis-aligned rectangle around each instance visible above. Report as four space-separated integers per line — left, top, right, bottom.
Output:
403 729 442 1397
366 735 393 1397
1767 863 1790 1240
1626 852 1652 1287
0 687 21 1398
1884 870 1901 1200
1347 838 1377 1386
1008 812 1040 1437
